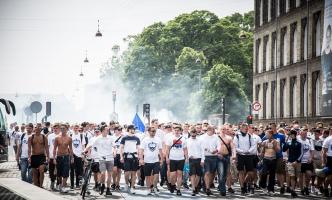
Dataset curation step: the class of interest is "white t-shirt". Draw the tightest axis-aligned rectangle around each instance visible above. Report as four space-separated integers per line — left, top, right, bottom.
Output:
187 137 204 160
156 129 165 142
200 134 219 157
323 136 332 157
88 136 99 161
84 131 93 142
18 133 29 158
111 134 123 155
251 134 262 155
298 137 314 163
91 135 114 161
48 133 57 159
71 133 86 157
166 134 187 160
10 131 19 146
140 136 162 163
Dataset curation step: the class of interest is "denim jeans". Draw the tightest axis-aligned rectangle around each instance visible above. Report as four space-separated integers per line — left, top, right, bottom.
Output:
20 158 32 183
217 155 230 193
160 160 167 182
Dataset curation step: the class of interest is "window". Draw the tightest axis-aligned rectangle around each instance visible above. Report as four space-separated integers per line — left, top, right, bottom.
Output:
263 35 269 72
263 82 268 119
290 22 298 64
271 32 277 70
271 81 276 119
312 71 321 116
300 74 307 117
256 39 261 73
290 0 296 10
280 0 286 15
280 79 287 118
280 27 287 66
313 11 321 57
271 0 276 20
301 18 308 61
290 76 297 118
255 0 261 27
263 0 268 24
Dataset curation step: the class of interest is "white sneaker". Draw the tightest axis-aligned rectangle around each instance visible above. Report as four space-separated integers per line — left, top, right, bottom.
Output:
311 186 316 194
146 190 152 195
60 187 69 193
131 188 136 194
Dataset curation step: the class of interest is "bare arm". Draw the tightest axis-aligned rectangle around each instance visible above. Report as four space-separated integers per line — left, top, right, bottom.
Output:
28 136 32 160
120 144 124 160
44 136 49 159
322 148 328 166
69 137 73 156
53 137 58 159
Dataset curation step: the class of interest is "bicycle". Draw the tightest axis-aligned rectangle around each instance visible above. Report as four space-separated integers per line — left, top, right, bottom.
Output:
80 157 93 199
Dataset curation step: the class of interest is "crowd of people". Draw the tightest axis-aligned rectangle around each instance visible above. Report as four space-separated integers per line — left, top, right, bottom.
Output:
7 119 332 198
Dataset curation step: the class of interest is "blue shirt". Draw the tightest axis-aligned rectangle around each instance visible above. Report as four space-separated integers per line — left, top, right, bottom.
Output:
263 133 286 158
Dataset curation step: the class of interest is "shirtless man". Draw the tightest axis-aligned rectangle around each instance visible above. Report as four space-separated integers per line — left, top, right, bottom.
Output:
53 124 73 193
217 125 234 196
28 123 49 188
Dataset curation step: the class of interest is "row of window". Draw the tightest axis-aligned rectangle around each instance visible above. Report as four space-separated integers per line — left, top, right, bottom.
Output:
255 0 309 27
255 10 321 74
255 71 321 119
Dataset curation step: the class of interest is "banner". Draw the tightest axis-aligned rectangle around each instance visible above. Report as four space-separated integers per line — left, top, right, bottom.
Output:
321 0 332 116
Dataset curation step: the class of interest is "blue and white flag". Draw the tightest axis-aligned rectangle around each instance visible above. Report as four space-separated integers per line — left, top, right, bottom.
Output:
132 113 145 133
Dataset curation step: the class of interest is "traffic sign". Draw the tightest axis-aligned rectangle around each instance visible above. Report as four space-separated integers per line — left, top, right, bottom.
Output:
252 101 261 111
30 101 42 113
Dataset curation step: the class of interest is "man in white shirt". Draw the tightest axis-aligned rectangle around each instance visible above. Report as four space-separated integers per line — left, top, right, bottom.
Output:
16 123 33 183
297 127 314 196
186 128 204 196
70 124 86 189
139 126 163 195
48 123 60 190
166 125 188 196
111 125 124 191
234 123 256 195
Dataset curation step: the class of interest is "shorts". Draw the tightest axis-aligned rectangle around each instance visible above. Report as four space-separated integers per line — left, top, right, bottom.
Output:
99 160 114 172
114 154 123 169
144 162 160 176
275 158 286 174
56 155 70 178
170 160 185 172
287 162 300 177
237 154 254 172
91 162 100 173
124 158 139 172
326 157 332 175
30 154 46 169
253 155 259 168
301 163 314 173
189 158 202 176
204 156 218 173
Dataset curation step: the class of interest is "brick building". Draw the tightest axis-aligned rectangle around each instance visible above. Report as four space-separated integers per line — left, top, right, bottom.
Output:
253 0 332 126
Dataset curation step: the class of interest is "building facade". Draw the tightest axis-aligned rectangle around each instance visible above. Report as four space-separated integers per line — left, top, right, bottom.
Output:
253 0 332 125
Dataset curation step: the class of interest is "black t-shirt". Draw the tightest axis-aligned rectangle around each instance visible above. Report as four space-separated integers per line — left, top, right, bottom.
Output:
120 135 140 154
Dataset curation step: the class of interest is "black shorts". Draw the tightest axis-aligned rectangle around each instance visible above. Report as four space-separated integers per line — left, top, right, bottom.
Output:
30 154 46 169
301 163 314 173
237 154 254 172
253 155 259 168
204 156 218 173
170 160 185 172
56 155 70 178
124 158 139 172
189 158 202 176
326 157 332 175
114 154 123 169
144 162 160 176
91 162 100 173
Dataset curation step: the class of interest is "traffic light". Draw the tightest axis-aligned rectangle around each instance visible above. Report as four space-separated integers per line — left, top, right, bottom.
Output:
247 115 253 124
143 103 150 118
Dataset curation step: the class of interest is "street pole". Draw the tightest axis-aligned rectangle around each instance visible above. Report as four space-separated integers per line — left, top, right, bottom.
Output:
306 0 309 124
221 97 225 125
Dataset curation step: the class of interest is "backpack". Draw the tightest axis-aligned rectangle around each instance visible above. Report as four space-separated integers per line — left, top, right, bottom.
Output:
236 133 252 148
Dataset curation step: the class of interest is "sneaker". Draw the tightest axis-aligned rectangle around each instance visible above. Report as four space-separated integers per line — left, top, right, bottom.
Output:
170 185 175 193
55 184 60 191
154 186 160 194
60 187 69 193
111 184 116 191
100 184 105 195
206 189 213 196
228 187 235 194
146 190 152 195
183 183 189 189
116 185 120 191
131 188 136 194
241 188 246 196
311 186 315 194
70 185 74 190
220 192 226 196
280 186 285 194
105 188 112 196
125 184 130 193
191 191 196 196
250 187 255 195
176 190 182 196
160 178 165 186
291 191 298 198
304 187 309 195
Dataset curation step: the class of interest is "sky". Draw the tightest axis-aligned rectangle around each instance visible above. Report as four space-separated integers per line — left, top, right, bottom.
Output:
0 0 253 95
0 0 253 123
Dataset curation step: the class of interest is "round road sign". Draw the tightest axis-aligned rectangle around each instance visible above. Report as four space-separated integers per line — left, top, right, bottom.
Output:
30 101 42 113
252 101 262 111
